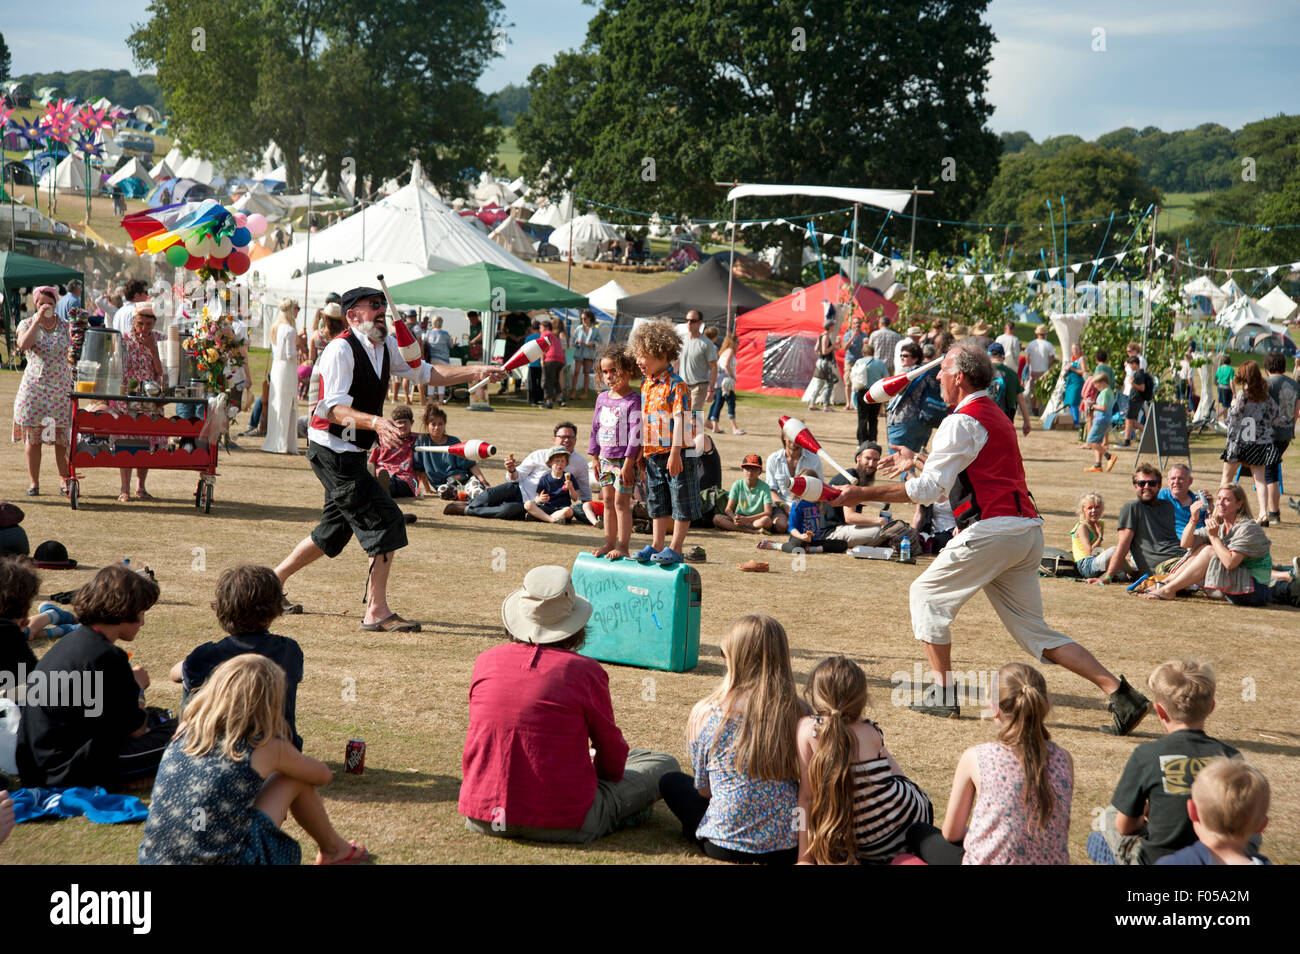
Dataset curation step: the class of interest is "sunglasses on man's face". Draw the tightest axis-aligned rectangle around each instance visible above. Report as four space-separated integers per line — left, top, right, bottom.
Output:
1134 480 1159 488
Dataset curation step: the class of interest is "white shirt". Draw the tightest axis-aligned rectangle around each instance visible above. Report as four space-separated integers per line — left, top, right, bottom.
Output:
310 331 431 453
1025 338 1056 374
113 301 137 334
512 447 592 502
995 333 1021 363
765 448 823 508
1122 354 1148 394
904 390 1041 543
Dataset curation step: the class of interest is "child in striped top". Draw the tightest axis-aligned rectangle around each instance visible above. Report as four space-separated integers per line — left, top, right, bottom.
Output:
796 656 932 864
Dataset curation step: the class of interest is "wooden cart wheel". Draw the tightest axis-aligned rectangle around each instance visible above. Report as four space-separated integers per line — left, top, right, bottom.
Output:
202 482 213 514
194 479 203 508
69 481 79 510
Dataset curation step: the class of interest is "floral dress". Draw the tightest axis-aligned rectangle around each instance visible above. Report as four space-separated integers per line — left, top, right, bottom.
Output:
111 330 166 449
1222 393 1286 467
12 317 73 444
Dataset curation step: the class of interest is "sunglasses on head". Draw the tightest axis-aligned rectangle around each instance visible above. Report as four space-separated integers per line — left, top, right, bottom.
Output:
1134 479 1159 487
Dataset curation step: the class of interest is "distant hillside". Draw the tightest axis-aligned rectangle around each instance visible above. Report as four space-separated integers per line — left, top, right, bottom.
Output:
14 70 165 110
490 84 530 126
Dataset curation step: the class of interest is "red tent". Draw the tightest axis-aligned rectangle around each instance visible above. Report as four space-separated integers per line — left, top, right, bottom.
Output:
734 274 897 396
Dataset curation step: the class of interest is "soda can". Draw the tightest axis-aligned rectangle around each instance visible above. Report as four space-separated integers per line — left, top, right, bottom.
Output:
345 739 366 774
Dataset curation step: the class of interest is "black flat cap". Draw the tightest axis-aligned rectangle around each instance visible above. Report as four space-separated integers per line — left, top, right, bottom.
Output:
339 286 384 312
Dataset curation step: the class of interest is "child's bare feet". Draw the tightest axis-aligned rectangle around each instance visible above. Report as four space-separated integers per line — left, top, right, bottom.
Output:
593 544 615 557
756 540 777 550
606 548 627 560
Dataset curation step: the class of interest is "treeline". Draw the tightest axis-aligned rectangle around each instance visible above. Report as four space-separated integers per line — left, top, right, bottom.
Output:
491 84 530 126
13 70 165 110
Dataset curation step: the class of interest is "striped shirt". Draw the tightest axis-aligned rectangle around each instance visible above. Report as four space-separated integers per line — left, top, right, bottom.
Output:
848 721 933 863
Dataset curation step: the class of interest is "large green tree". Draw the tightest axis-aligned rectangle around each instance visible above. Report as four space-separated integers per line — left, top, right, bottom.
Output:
0 33 12 87
129 0 504 195
518 0 1001 263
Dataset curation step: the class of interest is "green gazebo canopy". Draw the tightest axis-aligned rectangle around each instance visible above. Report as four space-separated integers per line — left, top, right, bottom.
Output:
387 262 588 312
0 251 83 293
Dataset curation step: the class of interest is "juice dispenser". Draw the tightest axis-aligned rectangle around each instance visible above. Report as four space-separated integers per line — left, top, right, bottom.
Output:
79 328 127 395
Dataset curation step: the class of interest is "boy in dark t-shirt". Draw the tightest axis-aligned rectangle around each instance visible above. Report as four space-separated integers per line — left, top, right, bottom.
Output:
1088 659 1242 865
0 557 39 694
17 565 173 789
171 565 305 750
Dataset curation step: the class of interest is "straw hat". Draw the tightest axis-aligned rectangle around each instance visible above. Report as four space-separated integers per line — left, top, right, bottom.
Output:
970 320 991 336
322 302 343 319
501 566 592 645
950 323 968 339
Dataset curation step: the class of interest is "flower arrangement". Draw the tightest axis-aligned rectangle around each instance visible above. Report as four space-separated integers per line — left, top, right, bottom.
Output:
66 307 90 367
183 307 246 394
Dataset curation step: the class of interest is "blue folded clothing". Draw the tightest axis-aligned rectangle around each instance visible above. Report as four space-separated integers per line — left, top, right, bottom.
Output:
11 786 149 824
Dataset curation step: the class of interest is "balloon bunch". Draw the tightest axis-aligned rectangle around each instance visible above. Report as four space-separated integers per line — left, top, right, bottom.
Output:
122 200 269 281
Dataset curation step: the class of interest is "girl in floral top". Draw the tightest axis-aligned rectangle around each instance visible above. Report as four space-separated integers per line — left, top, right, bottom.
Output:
659 615 807 863
906 662 1073 865
1220 360 1287 521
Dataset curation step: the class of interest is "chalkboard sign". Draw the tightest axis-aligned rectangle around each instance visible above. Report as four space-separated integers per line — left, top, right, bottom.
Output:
1135 401 1190 469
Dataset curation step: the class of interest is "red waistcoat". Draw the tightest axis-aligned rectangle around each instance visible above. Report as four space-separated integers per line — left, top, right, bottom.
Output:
948 395 1038 529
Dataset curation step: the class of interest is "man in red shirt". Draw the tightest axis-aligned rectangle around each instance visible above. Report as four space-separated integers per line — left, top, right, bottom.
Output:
459 566 679 841
837 344 1150 734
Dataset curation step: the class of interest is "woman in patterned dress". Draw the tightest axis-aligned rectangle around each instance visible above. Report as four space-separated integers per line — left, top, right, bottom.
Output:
113 305 165 502
12 286 73 496
1220 360 1287 522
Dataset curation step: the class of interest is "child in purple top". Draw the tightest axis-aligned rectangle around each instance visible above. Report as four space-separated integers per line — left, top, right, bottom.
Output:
588 347 642 559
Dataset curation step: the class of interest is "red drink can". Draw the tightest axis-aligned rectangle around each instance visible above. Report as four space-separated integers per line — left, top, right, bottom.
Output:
345 739 366 774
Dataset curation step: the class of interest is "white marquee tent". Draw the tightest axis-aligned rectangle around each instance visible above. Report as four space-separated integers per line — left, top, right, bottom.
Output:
106 157 155 191
149 157 175 181
588 279 630 315
529 193 574 228
252 165 547 307
1216 296 1282 339
489 217 536 260
38 155 101 195
473 172 519 206
1220 277 1246 301
1258 285 1299 323
547 213 620 261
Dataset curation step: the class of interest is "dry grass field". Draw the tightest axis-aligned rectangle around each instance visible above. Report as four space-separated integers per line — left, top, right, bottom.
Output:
2 364 1296 865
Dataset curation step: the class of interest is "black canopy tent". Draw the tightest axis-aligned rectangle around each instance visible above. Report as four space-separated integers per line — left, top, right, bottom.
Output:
610 257 768 341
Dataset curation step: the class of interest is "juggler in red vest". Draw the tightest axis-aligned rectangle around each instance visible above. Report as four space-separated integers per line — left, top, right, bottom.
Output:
948 395 1039 530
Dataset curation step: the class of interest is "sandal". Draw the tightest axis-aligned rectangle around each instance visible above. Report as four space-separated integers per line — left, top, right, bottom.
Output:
315 840 371 865
133 490 154 500
25 486 38 496
737 560 770 573
117 493 131 503
359 612 421 632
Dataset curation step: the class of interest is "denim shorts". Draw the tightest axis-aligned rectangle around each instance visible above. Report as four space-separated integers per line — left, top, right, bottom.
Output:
644 451 701 521
1086 414 1109 444
1224 579 1271 607
1077 554 1104 578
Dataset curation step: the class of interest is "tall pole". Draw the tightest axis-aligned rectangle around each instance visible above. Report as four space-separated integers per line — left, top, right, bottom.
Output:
906 185 919 296
724 191 738 337
565 216 574 291
1140 206 1159 357
1045 200 1058 280
302 187 313 323
1060 196 1068 276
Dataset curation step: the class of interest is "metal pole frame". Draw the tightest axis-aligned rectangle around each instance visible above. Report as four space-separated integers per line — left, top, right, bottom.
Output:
724 190 738 338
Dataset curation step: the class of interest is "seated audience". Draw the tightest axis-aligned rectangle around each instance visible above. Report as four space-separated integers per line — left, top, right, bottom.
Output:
1088 659 1243 865
826 441 890 547
713 453 774 533
17 565 175 789
766 431 823 534
904 663 1072 864
1156 758 1271 865
524 447 578 524
660 615 805 864
140 655 366 865
170 565 304 750
449 421 595 523
1071 492 1120 579
757 470 848 554
368 404 418 498
0 556 39 693
797 656 932 864
1093 462 1186 584
460 566 678 842
1157 463 1207 537
413 404 488 495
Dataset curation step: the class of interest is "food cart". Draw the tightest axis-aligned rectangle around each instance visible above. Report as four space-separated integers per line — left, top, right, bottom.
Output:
64 392 220 512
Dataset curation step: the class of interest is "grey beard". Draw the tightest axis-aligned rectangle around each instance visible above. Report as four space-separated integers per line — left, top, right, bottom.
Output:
358 320 386 343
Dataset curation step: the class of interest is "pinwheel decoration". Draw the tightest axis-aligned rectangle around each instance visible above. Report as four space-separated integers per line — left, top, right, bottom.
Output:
74 136 102 160
76 105 113 133
0 105 13 129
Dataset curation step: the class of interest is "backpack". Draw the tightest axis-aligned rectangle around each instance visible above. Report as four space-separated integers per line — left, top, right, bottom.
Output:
877 519 923 557
1038 546 1078 578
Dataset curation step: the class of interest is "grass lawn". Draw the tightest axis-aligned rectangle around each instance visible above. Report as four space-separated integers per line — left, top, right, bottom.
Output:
1157 191 1213 237
1 362 1296 865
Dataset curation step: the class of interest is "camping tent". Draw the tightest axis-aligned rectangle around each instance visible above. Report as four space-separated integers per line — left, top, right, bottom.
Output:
1220 277 1246 301
106 157 155 193
37 155 101 195
285 260 434 317
173 155 216 186
548 213 621 261
489 217 536 260
473 172 519 206
587 279 630 316
149 157 174 181
388 262 586 312
529 193 573 228
1258 285 1299 323
734 273 898 396
611 256 769 339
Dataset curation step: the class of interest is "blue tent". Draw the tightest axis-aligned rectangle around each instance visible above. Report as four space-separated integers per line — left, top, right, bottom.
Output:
116 177 150 199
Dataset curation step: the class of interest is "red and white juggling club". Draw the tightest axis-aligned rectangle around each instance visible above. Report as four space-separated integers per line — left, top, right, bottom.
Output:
865 355 943 404
377 273 422 368
790 475 843 503
413 440 497 459
467 333 555 393
778 415 855 483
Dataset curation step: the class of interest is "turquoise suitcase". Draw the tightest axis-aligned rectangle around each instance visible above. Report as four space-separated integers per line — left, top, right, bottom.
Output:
571 553 701 672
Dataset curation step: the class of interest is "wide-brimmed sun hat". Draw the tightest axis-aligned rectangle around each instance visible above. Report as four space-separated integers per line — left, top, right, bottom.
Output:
501 565 592 645
322 302 343 319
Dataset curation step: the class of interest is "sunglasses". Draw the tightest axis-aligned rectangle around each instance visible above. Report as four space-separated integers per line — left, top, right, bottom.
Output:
1134 480 1159 487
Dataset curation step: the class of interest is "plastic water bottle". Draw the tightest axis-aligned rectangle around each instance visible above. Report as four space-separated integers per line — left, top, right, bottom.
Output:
899 536 914 564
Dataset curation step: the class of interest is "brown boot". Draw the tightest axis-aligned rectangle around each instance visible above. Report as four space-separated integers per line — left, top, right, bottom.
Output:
443 502 468 516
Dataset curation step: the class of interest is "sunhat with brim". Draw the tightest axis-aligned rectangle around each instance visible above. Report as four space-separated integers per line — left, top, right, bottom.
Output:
546 446 571 463
501 565 593 645
322 302 343 319
33 540 77 569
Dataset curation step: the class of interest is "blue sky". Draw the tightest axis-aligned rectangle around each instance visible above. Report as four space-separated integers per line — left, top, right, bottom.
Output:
7 0 1297 140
